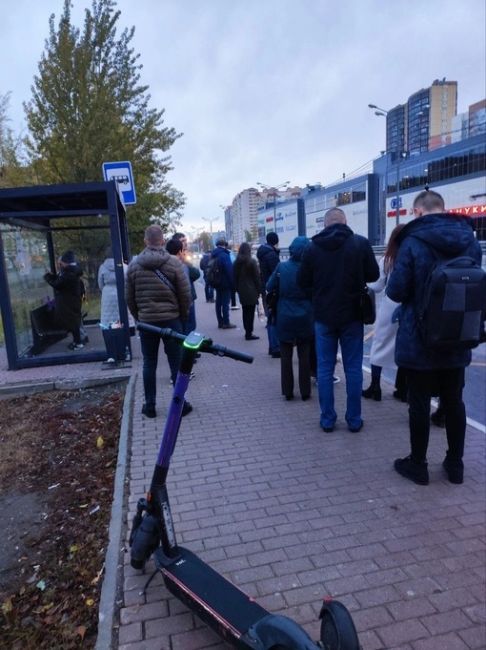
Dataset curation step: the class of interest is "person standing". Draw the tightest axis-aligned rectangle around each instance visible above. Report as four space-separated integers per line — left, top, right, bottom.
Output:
362 224 405 401
126 225 192 418
267 236 313 401
199 251 214 302
257 232 281 357
44 250 86 350
211 238 236 329
171 232 200 334
298 208 379 432
233 242 261 340
387 190 482 485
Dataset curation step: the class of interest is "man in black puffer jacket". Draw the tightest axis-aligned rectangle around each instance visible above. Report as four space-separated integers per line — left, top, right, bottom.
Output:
298 208 379 433
387 190 482 486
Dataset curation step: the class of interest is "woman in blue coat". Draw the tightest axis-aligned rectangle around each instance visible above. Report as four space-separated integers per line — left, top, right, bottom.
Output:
267 236 313 400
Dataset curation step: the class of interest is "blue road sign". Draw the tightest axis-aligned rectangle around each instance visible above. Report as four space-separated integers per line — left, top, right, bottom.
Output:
102 160 137 205
391 197 402 209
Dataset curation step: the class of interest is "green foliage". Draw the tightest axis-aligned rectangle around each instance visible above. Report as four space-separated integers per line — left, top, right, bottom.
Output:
23 0 184 251
0 93 28 188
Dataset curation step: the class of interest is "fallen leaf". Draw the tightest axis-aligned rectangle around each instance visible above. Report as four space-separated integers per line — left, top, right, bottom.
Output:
1 597 13 616
96 435 104 449
69 545 78 553
85 598 95 607
76 625 87 639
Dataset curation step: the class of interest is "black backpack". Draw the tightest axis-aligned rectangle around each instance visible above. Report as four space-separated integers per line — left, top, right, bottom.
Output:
418 251 486 350
205 257 222 288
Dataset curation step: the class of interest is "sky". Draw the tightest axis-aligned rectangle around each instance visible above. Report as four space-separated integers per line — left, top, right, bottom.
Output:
1 0 485 235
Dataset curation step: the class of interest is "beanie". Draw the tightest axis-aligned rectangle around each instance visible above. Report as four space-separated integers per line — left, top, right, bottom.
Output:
61 251 76 264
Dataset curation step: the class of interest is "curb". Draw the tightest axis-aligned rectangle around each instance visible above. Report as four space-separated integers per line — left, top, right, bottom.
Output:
96 373 136 650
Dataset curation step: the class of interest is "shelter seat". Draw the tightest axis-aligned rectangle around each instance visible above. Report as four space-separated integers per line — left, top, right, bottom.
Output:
30 304 67 354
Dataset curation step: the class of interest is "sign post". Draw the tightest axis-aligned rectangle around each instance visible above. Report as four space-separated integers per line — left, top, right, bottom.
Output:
102 161 137 205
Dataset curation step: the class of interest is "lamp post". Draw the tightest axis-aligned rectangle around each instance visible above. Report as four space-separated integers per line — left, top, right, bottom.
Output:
368 104 402 227
256 180 290 234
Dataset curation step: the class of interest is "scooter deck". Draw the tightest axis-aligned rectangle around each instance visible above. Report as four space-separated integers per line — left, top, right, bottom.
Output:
160 546 268 643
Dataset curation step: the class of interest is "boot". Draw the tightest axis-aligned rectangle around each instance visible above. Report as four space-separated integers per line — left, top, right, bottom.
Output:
362 383 381 401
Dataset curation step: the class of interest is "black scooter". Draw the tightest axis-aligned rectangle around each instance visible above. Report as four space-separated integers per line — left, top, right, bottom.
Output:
130 323 361 650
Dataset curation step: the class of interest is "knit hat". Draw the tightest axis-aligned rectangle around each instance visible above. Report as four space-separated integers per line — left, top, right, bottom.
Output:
266 232 279 246
60 250 76 264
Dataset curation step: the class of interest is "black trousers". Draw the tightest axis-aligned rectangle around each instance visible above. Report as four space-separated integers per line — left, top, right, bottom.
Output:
242 305 256 336
407 367 466 463
280 340 311 399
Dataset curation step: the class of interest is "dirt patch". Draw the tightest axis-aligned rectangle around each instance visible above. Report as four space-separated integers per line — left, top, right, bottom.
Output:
0 383 126 649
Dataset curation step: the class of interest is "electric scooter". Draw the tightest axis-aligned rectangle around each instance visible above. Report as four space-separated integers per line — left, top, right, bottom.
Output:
130 322 361 650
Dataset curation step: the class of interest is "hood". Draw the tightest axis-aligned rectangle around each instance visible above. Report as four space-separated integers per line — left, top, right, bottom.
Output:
102 257 116 272
212 246 230 259
289 236 309 261
256 243 275 261
398 213 476 257
311 223 354 251
136 246 171 269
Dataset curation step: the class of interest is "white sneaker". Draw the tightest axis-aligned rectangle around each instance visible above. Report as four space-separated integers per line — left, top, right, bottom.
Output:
230 305 240 310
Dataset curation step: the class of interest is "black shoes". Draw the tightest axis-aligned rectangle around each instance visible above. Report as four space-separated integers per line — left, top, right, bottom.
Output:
362 384 382 401
181 401 193 417
221 323 237 329
393 390 407 403
142 404 156 418
394 456 429 485
431 408 445 428
322 426 334 433
270 351 281 358
443 456 464 484
348 421 363 433
245 334 260 340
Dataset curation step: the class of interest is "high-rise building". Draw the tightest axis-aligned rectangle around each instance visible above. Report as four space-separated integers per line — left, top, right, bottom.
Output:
385 79 458 156
228 188 260 246
469 99 486 137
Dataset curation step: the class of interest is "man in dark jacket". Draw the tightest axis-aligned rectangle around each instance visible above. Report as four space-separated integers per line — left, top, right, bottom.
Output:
44 250 86 350
387 190 482 486
199 251 214 302
298 208 379 433
257 232 281 357
211 238 236 329
126 225 192 418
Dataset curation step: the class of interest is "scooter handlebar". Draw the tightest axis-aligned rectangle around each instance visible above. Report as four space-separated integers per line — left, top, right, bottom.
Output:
136 322 253 364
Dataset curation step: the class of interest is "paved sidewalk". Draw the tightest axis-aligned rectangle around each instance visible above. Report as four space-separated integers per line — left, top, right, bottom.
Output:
1 289 485 650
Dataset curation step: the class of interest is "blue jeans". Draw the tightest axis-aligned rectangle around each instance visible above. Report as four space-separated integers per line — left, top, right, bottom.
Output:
139 318 183 407
182 303 196 335
315 320 364 430
215 288 231 326
204 277 214 302
263 292 280 354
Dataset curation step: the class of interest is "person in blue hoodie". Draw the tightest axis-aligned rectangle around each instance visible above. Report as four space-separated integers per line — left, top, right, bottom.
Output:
387 190 482 486
211 238 236 329
267 236 313 400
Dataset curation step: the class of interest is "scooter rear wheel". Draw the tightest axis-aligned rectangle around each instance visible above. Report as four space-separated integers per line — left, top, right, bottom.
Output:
320 600 360 650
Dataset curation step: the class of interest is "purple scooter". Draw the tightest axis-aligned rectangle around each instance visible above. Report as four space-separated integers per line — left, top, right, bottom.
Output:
130 323 361 650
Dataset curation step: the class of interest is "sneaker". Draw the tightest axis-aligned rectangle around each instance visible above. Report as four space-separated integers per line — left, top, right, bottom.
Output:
68 342 84 350
442 456 464 484
221 323 237 329
348 421 363 433
141 404 156 418
230 305 240 310
394 456 429 485
245 334 260 340
181 401 193 417
322 425 334 433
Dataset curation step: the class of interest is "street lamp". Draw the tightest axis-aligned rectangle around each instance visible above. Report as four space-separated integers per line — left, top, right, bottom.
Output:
368 104 402 227
256 180 290 233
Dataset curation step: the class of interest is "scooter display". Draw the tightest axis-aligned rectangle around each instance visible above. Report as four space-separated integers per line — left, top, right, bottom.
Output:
130 322 361 650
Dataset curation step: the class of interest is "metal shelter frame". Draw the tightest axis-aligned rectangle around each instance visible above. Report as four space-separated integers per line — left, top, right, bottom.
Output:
0 181 131 370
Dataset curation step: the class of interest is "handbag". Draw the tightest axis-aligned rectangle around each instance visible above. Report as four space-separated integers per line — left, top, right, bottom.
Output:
360 286 376 325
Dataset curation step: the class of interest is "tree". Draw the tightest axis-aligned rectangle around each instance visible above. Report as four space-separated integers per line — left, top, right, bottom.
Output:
23 0 184 252
0 93 27 187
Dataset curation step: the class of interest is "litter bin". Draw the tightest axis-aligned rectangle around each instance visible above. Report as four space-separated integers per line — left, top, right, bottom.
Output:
102 328 127 362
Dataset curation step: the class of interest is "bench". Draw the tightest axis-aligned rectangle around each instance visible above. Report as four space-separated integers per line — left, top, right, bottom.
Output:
30 304 68 354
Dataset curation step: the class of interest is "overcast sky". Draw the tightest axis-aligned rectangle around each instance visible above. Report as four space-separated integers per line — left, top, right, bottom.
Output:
1 0 485 234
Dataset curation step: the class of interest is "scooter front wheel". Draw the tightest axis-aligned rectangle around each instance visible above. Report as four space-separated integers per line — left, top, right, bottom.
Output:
319 600 360 650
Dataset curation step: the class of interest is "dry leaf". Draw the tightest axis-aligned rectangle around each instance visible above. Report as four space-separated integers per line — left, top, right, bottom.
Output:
76 625 87 639
1 597 13 616
96 435 104 449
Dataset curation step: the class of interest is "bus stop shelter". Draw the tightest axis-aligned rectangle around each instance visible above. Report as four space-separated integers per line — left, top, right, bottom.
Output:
0 181 132 370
